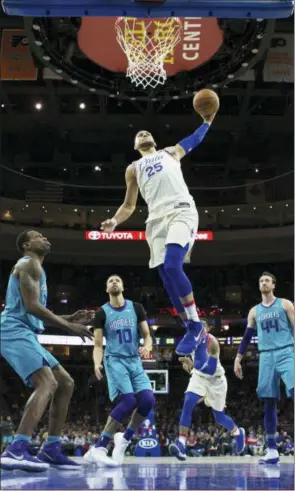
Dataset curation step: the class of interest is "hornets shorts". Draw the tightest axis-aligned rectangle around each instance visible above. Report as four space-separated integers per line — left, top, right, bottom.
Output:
0 324 59 387
104 355 152 401
257 346 294 399
145 208 199 269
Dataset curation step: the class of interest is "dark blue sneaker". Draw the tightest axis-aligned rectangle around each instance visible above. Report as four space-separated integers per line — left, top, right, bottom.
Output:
1 440 49 472
38 442 81 470
169 439 187 461
235 427 245 454
176 320 206 355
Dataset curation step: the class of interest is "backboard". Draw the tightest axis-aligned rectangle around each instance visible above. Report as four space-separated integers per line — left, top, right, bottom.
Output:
2 0 294 18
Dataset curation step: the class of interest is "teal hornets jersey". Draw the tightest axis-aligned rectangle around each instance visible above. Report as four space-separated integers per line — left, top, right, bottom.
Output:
255 298 294 351
102 300 141 358
1 257 47 334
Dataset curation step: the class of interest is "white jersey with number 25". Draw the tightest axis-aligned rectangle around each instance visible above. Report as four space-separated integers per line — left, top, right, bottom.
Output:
134 149 196 222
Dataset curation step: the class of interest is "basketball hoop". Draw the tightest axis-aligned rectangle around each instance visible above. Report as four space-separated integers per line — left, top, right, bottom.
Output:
115 17 182 89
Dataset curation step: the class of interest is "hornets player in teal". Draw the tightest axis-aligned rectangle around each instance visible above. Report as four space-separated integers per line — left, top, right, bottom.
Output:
0 230 93 472
235 272 294 465
84 274 154 466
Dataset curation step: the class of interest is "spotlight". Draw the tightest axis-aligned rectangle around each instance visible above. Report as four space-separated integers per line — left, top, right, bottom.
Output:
251 48 259 54
35 102 43 111
94 166 101 171
74 208 78 212
255 168 259 173
237 208 240 211
205 210 208 214
79 102 86 110
269 205 273 209
253 206 256 210
1 104 4 108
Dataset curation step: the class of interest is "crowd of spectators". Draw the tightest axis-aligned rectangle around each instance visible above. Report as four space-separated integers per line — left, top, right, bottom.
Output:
1 363 293 458
1 261 293 320
1 413 293 458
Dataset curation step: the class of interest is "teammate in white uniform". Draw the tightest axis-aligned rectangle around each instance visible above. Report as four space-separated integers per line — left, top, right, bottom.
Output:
101 111 217 354
169 320 245 461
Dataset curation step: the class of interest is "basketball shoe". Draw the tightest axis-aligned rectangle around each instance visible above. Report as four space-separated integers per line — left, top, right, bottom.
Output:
169 439 187 461
38 441 81 470
1 440 49 472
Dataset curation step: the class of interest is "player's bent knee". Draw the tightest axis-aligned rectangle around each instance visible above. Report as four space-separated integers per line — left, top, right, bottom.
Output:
137 390 155 416
59 375 75 395
44 377 59 396
121 393 138 412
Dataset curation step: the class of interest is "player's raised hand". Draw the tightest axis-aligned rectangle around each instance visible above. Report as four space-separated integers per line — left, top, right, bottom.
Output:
95 364 103 380
234 357 243 380
68 322 94 342
101 218 117 234
203 112 217 125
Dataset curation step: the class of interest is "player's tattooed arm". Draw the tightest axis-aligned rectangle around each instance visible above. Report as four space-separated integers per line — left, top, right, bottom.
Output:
101 164 138 233
17 258 93 341
282 299 294 328
93 328 104 380
207 337 220 358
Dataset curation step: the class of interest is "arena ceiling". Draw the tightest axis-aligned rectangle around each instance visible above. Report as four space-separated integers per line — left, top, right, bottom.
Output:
0 9 293 207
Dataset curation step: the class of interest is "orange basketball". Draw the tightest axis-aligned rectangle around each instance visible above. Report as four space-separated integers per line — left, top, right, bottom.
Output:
193 89 220 118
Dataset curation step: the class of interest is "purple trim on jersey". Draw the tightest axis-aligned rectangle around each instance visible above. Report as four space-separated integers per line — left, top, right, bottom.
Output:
107 300 127 312
261 297 278 309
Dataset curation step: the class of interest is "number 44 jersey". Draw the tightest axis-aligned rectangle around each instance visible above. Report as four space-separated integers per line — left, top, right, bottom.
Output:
255 298 294 352
134 149 196 223
93 300 147 358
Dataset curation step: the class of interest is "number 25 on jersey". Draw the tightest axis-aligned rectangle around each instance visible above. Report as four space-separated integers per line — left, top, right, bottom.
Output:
145 163 163 179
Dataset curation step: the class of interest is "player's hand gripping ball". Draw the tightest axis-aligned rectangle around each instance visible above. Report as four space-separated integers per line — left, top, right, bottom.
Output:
193 89 220 120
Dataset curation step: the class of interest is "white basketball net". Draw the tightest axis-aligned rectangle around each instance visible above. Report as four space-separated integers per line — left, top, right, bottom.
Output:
115 17 182 89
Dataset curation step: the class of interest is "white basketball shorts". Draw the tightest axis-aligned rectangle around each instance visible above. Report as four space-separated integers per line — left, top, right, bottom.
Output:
186 370 228 412
145 208 199 269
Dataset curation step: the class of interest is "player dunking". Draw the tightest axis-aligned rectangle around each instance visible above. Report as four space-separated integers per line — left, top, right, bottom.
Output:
0 230 93 472
84 275 154 466
169 320 245 460
235 272 294 464
101 110 217 356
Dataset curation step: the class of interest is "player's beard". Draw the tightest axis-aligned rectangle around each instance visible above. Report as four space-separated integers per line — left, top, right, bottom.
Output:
139 141 155 151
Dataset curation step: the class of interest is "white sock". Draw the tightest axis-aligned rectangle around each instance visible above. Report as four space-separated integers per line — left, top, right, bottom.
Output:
179 435 187 446
182 300 200 322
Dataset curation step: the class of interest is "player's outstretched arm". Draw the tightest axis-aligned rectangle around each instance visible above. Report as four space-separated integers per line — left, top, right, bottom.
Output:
234 307 256 379
101 164 138 233
172 113 217 161
18 258 93 341
282 299 295 328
